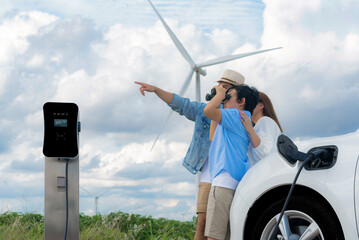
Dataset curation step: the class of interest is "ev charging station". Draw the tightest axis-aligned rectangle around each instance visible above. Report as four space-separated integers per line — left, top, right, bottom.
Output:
43 102 80 240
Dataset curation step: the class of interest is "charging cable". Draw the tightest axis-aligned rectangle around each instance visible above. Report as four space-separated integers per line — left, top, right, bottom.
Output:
269 149 328 240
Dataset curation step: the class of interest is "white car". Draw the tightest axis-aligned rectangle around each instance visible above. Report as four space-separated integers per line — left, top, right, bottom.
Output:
230 130 359 240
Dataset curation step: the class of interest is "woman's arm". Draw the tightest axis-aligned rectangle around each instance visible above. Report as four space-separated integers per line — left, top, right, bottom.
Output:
250 117 281 160
240 111 261 148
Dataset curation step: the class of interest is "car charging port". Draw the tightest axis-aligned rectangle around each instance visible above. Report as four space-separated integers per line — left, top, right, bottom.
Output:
305 146 338 170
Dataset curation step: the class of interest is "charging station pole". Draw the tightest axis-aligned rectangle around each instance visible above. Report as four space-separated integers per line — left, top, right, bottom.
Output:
43 102 80 240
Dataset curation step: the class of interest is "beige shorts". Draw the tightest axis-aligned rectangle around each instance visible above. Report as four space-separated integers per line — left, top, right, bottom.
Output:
196 182 212 213
205 186 235 240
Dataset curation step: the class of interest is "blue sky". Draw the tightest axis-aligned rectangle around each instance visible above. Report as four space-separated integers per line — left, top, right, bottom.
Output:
0 0 359 220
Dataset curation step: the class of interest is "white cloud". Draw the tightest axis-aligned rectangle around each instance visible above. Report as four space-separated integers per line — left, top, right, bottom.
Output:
80 139 188 180
0 11 58 64
0 11 57 97
26 54 44 68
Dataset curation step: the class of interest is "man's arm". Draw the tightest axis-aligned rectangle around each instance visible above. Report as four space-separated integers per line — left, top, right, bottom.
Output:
203 85 225 123
135 81 174 104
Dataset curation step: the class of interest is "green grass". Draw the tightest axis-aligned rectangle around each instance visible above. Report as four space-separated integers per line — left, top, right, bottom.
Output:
0 211 196 240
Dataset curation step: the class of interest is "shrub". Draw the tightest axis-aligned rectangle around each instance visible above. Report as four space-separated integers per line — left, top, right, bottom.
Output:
0 211 196 240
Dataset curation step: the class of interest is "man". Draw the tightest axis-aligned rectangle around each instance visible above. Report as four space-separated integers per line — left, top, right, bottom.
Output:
135 69 244 240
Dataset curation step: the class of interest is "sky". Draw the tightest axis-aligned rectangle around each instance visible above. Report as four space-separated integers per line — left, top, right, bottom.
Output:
0 0 359 221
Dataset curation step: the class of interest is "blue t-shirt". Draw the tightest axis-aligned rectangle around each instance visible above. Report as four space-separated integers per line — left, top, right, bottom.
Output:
209 108 251 182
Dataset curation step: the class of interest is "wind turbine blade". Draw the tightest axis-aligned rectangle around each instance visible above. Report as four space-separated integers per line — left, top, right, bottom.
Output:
147 0 196 69
96 189 111 198
150 70 195 151
150 111 173 151
80 186 94 197
197 47 283 68
179 69 195 96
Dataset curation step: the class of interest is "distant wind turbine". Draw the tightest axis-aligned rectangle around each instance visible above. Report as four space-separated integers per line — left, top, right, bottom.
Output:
147 0 282 150
80 187 111 215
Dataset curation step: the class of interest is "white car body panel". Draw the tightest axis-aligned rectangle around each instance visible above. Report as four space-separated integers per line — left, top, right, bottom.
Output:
230 130 359 239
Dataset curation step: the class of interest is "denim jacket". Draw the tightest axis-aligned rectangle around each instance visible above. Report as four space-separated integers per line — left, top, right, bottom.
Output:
168 94 211 174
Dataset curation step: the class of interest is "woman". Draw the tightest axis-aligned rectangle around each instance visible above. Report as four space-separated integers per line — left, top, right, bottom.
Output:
240 91 283 165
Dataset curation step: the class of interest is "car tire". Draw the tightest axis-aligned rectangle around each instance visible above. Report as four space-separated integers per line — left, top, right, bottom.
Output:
250 195 344 240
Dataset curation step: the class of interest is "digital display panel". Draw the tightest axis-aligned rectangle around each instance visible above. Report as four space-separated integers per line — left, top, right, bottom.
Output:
54 119 68 127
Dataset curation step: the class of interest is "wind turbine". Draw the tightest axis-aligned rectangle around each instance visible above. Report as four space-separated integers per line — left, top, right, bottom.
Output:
80 186 111 215
147 0 282 150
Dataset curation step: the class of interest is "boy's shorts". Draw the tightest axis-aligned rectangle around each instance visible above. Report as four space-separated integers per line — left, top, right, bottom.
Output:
205 186 235 240
196 182 211 213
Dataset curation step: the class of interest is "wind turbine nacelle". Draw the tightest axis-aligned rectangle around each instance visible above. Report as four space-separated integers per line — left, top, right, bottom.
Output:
197 67 206 76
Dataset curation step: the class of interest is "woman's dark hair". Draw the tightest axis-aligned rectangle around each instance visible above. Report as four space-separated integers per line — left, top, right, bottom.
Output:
228 84 259 114
259 91 283 132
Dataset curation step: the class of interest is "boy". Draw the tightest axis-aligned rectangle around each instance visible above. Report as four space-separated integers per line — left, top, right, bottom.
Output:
203 84 258 240
135 69 244 240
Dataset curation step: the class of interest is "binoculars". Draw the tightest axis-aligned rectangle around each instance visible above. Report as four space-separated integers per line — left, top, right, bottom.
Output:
205 88 231 101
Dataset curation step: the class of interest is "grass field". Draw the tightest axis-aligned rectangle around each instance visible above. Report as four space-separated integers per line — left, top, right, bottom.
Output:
0 211 196 239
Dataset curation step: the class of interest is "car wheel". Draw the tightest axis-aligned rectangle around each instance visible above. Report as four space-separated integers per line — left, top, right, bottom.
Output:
250 196 344 240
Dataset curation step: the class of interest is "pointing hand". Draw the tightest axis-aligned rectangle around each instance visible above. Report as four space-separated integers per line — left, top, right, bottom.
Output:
134 82 156 96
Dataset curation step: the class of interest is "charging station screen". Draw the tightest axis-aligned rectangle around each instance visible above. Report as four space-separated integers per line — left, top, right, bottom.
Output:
54 119 68 127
